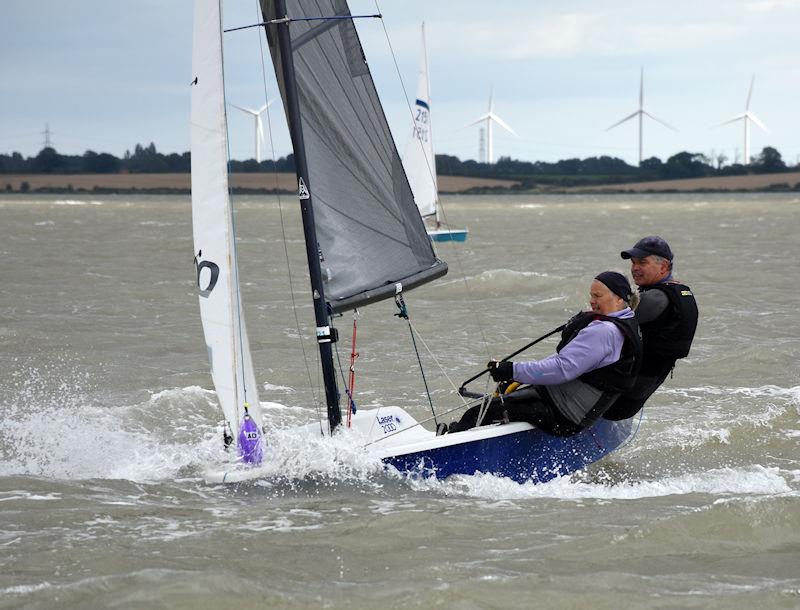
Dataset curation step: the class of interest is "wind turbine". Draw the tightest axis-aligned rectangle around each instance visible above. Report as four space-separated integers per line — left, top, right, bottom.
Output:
230 100 275 162
606 68 677 166
465 88 517 164
714 75 769 166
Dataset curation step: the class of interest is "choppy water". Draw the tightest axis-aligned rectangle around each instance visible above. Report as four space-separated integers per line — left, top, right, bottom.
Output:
2 192 799 608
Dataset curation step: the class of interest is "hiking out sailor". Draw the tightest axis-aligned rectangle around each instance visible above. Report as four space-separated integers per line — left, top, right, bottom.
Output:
603 236 698 421
442 271 642 436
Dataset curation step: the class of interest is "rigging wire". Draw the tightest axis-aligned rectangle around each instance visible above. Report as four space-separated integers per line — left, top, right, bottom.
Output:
252 0 325 432
394 294 438 426
224 14 382 33
221 12 251 421
406 320 468 405
372 1 492 360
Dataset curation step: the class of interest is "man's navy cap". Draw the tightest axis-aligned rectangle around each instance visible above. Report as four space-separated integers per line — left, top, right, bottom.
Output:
621 236 673 261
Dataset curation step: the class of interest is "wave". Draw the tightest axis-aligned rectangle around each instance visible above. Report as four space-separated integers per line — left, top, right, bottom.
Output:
435 269 567 302
3 362 797 500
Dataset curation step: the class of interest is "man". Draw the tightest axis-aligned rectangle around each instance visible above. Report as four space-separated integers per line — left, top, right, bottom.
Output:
444 271 642 436
603 236 698 420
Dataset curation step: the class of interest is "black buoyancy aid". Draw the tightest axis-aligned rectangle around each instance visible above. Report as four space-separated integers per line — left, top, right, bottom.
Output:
640 282 698 362
556 311 643 393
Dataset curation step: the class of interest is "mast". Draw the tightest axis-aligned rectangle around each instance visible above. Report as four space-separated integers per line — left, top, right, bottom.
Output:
272 0 341 432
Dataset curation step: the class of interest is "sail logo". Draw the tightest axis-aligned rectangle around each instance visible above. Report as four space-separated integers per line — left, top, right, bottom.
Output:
376 414 399 434
298 177 310 200
195 255 220 298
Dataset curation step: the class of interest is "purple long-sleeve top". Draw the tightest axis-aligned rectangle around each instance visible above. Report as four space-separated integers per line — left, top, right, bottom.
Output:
512 307 634 385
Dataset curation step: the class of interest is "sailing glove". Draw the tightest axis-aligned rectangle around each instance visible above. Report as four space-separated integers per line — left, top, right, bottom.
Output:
487 360 514 382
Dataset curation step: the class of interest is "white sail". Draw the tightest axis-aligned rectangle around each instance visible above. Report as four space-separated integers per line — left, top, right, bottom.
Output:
403 23 438 220
190 0 261 437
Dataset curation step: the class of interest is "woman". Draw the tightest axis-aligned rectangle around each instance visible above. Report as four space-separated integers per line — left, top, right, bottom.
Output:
444 271 642 437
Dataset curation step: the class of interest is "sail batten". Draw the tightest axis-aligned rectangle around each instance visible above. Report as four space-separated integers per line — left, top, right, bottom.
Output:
261 0 447 313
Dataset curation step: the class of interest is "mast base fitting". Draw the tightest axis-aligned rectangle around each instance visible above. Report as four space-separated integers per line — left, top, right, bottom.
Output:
316 325 338 344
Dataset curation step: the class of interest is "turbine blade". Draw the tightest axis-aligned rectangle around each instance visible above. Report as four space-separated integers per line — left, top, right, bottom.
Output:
745 74 755 110
642 110 678 132
490 113 518 136
605 110 640 131
464 114 491 128
747 112 769 133
639 66 644 109
230 103 257 116
712 114 746 128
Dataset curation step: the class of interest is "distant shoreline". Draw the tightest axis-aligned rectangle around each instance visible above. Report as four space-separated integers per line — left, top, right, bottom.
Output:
0 173 520 195
2 171 799 195
560 171 800 194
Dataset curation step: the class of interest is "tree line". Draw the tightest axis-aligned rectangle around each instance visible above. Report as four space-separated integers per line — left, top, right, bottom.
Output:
436 147 795 187
0 142 795 187
0 143 296 175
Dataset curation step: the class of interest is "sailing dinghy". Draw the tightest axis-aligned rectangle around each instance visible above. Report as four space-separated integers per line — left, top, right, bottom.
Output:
402 23 468 243
192 0 634 485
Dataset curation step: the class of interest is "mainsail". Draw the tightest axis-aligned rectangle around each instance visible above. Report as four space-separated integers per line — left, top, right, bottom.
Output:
260 0 447 313
191 0 262 438
402 22 438 220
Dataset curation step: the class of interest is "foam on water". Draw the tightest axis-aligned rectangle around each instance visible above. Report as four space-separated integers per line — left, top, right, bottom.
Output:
410 465 791 501
51 199 104 206
0 365 389 486
0 366 223 481
205 420 391 490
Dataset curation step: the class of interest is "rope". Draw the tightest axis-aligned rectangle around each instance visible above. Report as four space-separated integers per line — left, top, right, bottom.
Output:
252 0 324 432
333 339 356 424
474 377 496 427
347 313 359 426
616 407 645 451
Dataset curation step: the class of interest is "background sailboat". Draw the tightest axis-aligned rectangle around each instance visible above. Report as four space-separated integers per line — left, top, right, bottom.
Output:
402 23 468 243
195 0 635 485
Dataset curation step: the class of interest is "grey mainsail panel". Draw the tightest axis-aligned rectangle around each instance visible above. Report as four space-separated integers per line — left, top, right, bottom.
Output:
261 0 447 313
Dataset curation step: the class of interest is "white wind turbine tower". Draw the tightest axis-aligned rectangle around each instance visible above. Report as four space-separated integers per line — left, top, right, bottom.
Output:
230 100 275 162
606 68 677 166
466 88 517 164
714 75 769 165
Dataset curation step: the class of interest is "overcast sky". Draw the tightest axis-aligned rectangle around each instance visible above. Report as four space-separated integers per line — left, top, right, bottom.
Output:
2 0 798 166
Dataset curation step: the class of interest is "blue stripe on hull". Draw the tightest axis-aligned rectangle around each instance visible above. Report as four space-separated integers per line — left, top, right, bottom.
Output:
382 418 632 484
429 230 468 242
